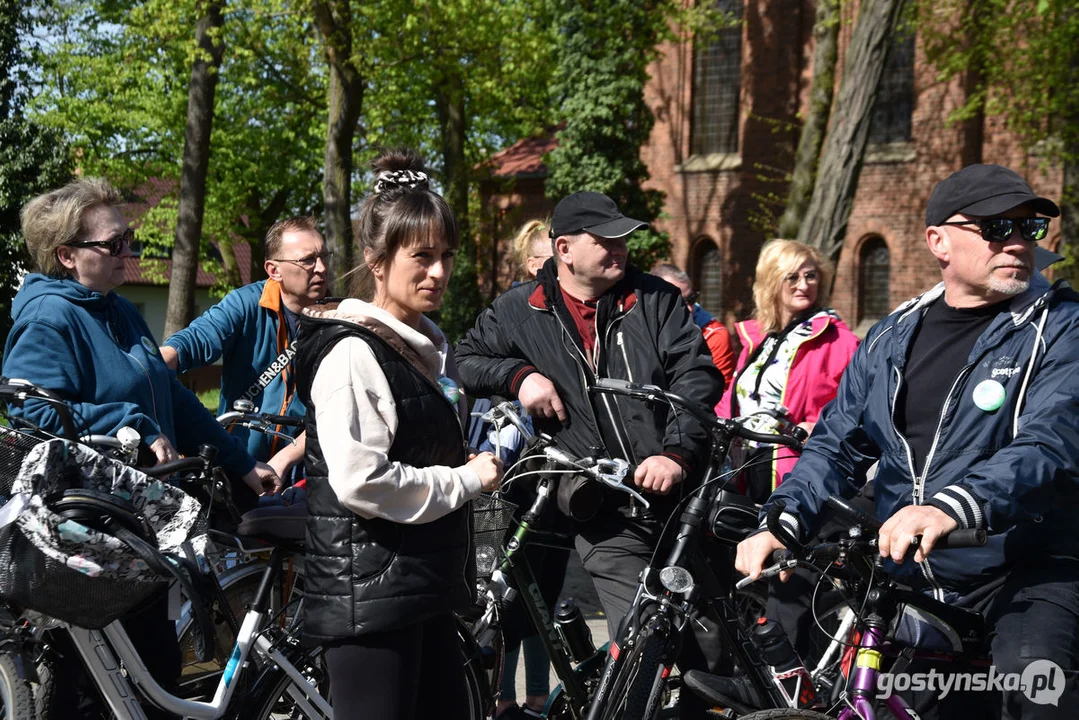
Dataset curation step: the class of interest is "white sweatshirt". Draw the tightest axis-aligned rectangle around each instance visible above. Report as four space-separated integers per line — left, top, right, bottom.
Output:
305 299 482 524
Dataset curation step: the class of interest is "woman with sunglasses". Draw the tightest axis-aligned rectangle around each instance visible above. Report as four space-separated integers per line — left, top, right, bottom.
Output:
717 238 859 502
2 177 281 715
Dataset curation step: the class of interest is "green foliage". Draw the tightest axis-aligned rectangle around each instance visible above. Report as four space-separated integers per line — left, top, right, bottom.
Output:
544 0 677 269
0 0 72 344
27 0 326 285
917 0 1079 283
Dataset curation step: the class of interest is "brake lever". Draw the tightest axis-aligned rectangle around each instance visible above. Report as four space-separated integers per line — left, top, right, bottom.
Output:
592 458 650 510
735 556 797 590
241 422 296 445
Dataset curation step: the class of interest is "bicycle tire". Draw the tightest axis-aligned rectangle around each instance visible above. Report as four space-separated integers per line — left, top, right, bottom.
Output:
735 710 834 719
598 616 671 720
0 653 34 720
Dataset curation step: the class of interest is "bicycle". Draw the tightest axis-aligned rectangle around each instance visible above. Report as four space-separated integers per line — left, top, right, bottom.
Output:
572 377 812 720
685 495 988 719
469 399 657 720
0 380 334 719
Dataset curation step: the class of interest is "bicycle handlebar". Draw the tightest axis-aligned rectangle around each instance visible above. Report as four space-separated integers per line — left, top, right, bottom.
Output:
590 378 805 450
0 378 79 441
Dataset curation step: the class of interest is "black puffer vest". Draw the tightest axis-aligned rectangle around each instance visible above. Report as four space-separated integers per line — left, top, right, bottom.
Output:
295 315 474 643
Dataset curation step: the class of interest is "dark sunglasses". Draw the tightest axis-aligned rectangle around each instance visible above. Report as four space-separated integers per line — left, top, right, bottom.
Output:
67 228 135 257
683 290 699 306
940 217 1051 243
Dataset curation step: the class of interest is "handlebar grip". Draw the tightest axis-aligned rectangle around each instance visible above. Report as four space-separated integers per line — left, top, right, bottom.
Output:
733 425 804 450
934 528 987 550
825 495 882 533
143 457 207 478
261 413 303 428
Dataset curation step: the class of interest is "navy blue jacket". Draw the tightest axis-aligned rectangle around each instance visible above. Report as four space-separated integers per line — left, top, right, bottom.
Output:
764 273 1079 596
3 274 255 475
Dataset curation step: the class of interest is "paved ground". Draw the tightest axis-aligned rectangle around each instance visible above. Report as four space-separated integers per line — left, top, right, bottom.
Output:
509 549 608 703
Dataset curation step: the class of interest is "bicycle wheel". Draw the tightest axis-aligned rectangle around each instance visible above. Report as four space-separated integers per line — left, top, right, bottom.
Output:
735 710 834 719
597 615 672 720
0 653 33 720
242 646 331 720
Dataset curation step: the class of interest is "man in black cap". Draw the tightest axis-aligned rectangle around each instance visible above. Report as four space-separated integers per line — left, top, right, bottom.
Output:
457 191 725 717
737 164 1079 718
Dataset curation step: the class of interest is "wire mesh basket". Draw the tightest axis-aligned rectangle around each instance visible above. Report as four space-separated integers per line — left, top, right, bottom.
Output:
0 426 48 499
471 493 517 581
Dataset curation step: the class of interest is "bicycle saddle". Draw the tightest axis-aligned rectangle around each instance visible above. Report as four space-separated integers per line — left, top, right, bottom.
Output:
894 587 988 654
708 490 760 544
237 501 307 549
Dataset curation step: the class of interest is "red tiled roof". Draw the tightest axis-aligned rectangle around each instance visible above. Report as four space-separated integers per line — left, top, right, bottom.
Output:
122 241 253 288
487 132 559 178
120 178 256 288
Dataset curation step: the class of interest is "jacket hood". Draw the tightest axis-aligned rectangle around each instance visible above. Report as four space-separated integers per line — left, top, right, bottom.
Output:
12 274 111 320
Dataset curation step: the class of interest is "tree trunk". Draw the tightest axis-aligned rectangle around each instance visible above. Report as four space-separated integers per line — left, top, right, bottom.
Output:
164 0 225 338
312 0 364 296
435 69 470 252
776 0 839 239
796 0 908 259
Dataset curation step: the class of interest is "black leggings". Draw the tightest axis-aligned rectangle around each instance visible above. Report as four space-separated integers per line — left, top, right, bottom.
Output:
325 613 471 720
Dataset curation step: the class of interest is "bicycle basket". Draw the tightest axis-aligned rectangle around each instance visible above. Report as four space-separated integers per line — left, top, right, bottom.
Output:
471 494 516 581
0 439 204 628
0 426 46 499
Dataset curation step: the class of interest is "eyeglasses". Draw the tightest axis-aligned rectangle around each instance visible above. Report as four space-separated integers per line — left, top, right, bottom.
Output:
784 270 819 287
940 217 1051 243
272 250 334 270
67 228 134 257
683 290 699 306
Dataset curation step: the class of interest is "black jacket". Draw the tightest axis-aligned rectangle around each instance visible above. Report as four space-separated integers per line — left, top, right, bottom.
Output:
295 316 473 643
456 263 724 514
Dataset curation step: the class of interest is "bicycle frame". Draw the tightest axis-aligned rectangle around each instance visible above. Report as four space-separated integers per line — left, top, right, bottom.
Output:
64 548 330 720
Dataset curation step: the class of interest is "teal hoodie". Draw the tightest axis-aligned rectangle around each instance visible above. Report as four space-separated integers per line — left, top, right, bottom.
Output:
2 274 255 475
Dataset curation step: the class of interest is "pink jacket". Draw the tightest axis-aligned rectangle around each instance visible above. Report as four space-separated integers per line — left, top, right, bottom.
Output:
717 312 859 491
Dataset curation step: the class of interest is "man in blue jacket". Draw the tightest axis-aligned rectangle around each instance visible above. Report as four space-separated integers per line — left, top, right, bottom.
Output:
737 164 1078 719
161 216 329 480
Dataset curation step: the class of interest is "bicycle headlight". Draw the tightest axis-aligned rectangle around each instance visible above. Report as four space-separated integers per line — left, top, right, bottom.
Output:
659 566 695 594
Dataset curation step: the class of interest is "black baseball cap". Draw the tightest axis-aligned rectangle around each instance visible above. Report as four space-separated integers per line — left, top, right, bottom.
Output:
925 164 1060 227
550 191 649 239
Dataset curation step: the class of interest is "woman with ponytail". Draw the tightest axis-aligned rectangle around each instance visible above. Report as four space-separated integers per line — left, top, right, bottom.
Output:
293 149 503 719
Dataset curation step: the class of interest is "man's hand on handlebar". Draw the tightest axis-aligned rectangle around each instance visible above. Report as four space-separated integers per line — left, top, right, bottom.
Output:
243 461 283 496
735 531 792 583
467 451 504 492
517 374 567 423
633 455 684 495
878 505 958 564
149 436 180 465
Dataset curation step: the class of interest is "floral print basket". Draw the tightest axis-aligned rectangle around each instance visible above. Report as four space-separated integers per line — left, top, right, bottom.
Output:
0 439 203 628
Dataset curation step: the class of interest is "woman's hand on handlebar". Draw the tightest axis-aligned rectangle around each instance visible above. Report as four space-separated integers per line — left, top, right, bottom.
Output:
149 435 180 465
633 455 684 495
878 505 958 564
736 531 793 583
242 461 284 496
467 451 504 492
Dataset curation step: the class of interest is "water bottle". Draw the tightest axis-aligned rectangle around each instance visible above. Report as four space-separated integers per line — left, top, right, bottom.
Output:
554 599 595 662
752 617 817 708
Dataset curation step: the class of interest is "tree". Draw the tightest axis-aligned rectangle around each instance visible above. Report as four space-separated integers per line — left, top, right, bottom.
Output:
311 0 366 295
165 0 225 338
0 0 72 344
917 0 1079 284
775 0 839 240
796 0 909 259
544 0 674 271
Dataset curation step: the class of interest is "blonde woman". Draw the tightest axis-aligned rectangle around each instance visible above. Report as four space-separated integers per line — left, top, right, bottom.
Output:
512 218 553 280
717 239 859 502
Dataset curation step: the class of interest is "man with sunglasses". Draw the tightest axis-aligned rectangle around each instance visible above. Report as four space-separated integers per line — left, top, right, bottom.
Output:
162 216 330 499
736 164 1079 719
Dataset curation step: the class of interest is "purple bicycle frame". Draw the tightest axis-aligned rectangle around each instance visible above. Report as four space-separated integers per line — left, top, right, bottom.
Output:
836 625 916 720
